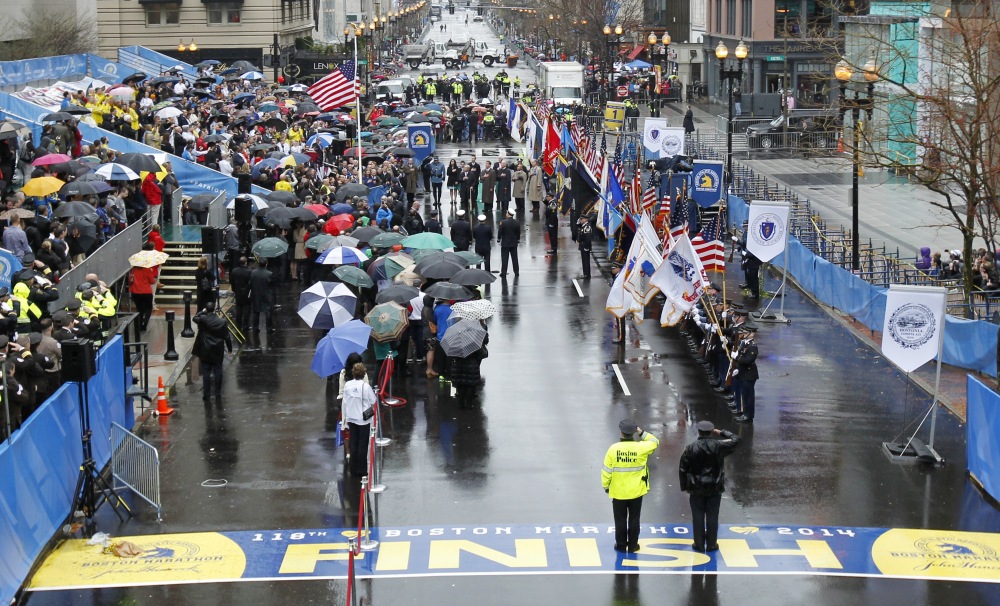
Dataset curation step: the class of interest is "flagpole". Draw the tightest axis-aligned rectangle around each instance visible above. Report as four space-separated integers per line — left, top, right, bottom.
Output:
355 34 362 185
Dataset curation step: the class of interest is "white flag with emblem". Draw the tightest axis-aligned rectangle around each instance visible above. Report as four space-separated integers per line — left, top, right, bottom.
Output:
649 233 706 326
881 285 947 372
745 200 790 262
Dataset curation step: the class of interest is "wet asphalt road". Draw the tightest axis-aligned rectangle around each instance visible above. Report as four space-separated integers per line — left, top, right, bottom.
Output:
20 8 1000 606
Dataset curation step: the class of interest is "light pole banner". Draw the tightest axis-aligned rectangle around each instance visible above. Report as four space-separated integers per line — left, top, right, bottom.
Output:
641 118 668 159
881 285 947 373
745 200 790 262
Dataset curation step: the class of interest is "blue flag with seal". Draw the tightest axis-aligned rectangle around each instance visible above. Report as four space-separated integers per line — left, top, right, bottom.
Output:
690 160 724 207
0 248 22 290
407 123 435 162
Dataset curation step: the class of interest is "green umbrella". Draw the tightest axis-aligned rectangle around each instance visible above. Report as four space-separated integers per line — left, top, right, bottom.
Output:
252 237 289 259
384 252 415 279
152 100 175 111
333 265 374 288
365 302 409 343
305 233 335 251
456 251 484 266
370 232 405 248
409 248 443 263
402 232 456 250
375 116 403 126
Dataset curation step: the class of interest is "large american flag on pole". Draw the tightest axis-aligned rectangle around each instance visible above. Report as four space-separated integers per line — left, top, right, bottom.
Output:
641 171 658 213
307 60 359 110
667 189 688 244
691 212 725 272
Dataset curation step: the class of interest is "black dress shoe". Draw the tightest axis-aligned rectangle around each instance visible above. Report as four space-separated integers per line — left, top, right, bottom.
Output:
735 416 753 423
738 283 748 289
723 394 735 401
627 545 640 553
692 545 706 553
706 544 719 552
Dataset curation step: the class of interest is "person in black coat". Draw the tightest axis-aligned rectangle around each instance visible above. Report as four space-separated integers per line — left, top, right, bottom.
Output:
472 214 493 272
732 324 759 423
424 210 442 234
495 162 512 211
229 256 253 334
575 215 593 279
679 420 741 552
249 261 276 333
496 210 520 277
448 326 488 408
543 194 559 255
683 106 696 135
192 301 233 401
450 210 473 251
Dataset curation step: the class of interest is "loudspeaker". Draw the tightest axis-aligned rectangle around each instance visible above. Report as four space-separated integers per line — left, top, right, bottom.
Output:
234 196 253 224
237 173 252 194
62 339 97 382
202 227 223 254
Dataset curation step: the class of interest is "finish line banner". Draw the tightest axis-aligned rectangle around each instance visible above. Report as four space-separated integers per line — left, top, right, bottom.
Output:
28 523 1000 590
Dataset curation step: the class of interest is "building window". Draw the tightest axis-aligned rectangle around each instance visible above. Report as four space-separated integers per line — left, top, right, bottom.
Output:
715 0 722 32
146 4 180 26
726 0 736 35
741 0 751 37
208 3 242 24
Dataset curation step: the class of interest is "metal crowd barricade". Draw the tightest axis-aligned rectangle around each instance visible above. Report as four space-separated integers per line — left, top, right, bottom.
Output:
110 422 162 521
50 218 145 312
206 191 229 228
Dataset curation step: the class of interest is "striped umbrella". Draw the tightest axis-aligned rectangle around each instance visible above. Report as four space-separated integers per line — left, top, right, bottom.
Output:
384 252 415 279
95 163 141 181
365 302 409 343
440 318 488 358
317 246 368 266
226 194 270 213
297 282 357 329
307 132 335 148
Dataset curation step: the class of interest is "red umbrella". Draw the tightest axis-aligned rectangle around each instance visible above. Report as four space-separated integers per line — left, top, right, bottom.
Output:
325 213 355 233
343 147 368 158
305 204 331 216
33 153 73 166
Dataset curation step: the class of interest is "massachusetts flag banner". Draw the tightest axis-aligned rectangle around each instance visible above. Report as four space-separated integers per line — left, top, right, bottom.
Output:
308 60 359 111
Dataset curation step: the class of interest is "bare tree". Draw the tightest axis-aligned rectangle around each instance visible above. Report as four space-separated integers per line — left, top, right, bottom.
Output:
0 11 98 61
841 1 1000 298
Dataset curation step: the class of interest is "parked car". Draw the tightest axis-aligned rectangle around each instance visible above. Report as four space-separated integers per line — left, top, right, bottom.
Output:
746 109 841 150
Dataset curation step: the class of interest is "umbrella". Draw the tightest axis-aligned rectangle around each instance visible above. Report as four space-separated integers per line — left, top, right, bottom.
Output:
231 60 260 72
369 232 405 248
55 201 99 218
258 102 281 113
62 106 91 116
402 232 456 250
21 176 65 197
263 117 287 130
266 206 317 228
365 302 408 343
252 237 289 259
415 258 464 279
187 193 217 212
333 265 375 288
307 133 335 148
59 181 105 198
298 282 357 329
350 225 383 244
251 157 282 178
122 72 147 84
50 160 91 176
94 163 140 181
41 112 74 122
149 76 180 86
310 320 372 378
375 284 419 305
155 106 183 119
195 60 221 67
317 246 368 265
0 208 35 221
226 193 270 213
393 266 424 287
266 190 299 205
440 318 488 358
117 153 163 173
0 120 29 141
202 134 228 143
280 153 312 167
241 71 266 80
450 268 497 286
415 251 468 268
450 299 497 320
324 213 355 234
366 256 389 282
32 154 73 167
335 183 370 203
67 218 98 250
384 253 415 279
456 251 484 266
128 250 170 268
375 116 403 126
330 202 354 215
305 204 331 216
304 233 335 252
424 281 474 301
390 147 415 157
107 86 135 101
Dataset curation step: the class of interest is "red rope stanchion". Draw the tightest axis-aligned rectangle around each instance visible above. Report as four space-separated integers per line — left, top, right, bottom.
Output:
377 355 407 407
345 538 357 606
355 478 365 552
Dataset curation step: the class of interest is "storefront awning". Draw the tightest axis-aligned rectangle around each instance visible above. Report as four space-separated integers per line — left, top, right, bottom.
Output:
627 45 645 60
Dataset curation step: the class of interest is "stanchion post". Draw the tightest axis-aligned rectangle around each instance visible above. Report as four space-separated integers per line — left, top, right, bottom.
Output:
180 291 195 338
374 392 391 447
368 426 385 493
346 537 357 606
359 477 379 551
163 310 179 361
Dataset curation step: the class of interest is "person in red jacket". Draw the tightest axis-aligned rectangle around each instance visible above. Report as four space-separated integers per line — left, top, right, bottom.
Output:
147 224 166 252
129 242 161 331
141 172 162 207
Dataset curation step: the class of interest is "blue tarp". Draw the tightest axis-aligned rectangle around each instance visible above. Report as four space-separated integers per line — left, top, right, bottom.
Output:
0 54 89 88
727 195 998 377
87 54 137 85
0 337 129 606
967 375 1000 503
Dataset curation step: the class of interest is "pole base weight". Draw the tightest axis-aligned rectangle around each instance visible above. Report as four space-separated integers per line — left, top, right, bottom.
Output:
360 538 379 551
882 439 944 466
751 312 791 324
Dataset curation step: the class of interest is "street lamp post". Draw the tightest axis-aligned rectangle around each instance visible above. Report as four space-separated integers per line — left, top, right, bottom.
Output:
715 40 748 189
602 24 623 104
835 58 878 272
647 32 671 103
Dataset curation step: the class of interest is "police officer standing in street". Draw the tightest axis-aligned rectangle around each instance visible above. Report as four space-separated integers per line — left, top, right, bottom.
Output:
679 421 741 553
602 418 660 553
543 193 559 255
732 323 759 423
575 215 593 279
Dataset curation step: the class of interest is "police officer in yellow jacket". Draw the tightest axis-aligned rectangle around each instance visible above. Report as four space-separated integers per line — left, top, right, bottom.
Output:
602 418 659 553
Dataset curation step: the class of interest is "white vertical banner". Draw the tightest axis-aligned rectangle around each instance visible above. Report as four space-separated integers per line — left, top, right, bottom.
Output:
746 200 790 262
881 285 948 373
641 118 669 158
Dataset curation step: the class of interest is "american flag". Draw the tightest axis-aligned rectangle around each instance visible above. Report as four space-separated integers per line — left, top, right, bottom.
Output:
536 99 550 122
613 134 623 168
308 60 359 111
629 167 642 215
667 187 688 246
600 132 608 157
641 171 658 213
691 213 725 272
569 121 585 151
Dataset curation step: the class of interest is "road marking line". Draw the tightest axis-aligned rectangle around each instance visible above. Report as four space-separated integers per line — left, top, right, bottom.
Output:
611 364 631 396
572 279 583 297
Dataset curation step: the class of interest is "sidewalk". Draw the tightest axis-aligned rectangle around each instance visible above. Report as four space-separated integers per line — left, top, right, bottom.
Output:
124 307 197 423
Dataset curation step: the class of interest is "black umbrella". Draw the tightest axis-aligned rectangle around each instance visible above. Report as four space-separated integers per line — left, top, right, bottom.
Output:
0 121 27 141
74 172 106 183
230 60 259 72
187 193 216 212
68 219 98 251
263 118 287 130
122 72 147 85
450 268 497 286
267 190 300 205
424 281 474 301
55 200 99 218
202 134 227 143
62 106 91 116
415 258 464 280
149 76 181 86
349 225 383 244
293 103 322 115
390 147 415 157
335 183 370 203
375 284 420 305
116 153 162 173
59 181 105 198
50 161 91 176
415 251 467 270
266 206 317 228
41 112 74 122
195 76 217 86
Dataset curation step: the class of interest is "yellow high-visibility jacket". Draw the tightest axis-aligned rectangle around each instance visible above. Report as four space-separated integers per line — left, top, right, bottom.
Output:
602 431 659 499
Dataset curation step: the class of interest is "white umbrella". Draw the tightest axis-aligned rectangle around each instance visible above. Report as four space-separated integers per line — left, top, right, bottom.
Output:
225 193 270 213
155 106 182 119
297 282 357 329
241 71 266 80
451 299 497 320
107 86 135 100
94 163 140 181
317 246 368 265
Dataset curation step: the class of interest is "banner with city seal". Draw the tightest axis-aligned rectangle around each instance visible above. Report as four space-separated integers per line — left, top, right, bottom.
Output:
881 285 947 372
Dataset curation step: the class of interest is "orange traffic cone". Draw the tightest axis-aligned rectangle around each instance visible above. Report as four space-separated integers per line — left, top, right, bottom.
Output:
153 376 174 416
836 135 844 154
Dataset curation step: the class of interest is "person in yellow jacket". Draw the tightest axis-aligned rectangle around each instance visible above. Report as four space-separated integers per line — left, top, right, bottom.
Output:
11 282 42 332
602 418 659 553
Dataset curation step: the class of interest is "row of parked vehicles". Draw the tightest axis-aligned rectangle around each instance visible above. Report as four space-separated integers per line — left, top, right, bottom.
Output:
402 39 507 69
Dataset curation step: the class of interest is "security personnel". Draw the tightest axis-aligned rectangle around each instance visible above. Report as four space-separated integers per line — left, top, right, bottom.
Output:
679 420 741 552
417 74 424 87
482 112 495 139
512 76 521 91
452 80 464 103
543 193 558 255
602 418 659 553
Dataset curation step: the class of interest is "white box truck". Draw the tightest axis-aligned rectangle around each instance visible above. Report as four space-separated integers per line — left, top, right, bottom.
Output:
539 62 585 106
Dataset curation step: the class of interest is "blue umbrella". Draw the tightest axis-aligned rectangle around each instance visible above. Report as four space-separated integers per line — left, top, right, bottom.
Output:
258 102 281 112
241 71 266 80
307 133 334 148
310 319 372 378
251 157 281 178
330 202 354 215
233 92 255 101
425 103 443 110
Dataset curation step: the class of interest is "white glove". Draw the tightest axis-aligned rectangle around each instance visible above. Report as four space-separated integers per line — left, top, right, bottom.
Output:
721 337 729 346
731 351 738 359
732 369 739 376
712 324 719 332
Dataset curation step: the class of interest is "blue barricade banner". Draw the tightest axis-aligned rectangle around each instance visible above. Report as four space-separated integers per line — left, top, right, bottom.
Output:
86 54 136 85
0 249 23 290
0 54 88 88
967 375 1000 503
27 523 1000 590
407 124 435 162
690 160 724 208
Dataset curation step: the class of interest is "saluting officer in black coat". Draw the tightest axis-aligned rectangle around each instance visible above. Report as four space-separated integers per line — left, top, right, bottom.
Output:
543 194 559 255
472 214 493 272
575 215 593 279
